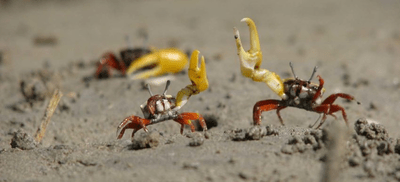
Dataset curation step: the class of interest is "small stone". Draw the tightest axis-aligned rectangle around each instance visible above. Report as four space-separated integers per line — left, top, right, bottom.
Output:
281 145 293 154
246 125 266 140
204 132 211 139
10 102 32 113
266 125 279 136
182 162 199 170
354 118 388 141
77 159 97 166
229 128 247 141
10 130 36 150
395 171 400 180
228 157 236 164
294 143 306 153
363 161 376 178
129 131 160 150
348 157 361 167
188 133 204 147
20 78 47 102
238 171 251 180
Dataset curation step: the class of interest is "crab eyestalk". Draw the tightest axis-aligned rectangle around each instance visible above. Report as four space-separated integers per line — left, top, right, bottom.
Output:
289 62 298 80
174 50 209 111
146 84 153 96
163 80 171 96
308 66 318 83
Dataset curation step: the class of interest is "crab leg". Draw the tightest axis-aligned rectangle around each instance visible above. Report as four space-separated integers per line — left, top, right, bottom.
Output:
116 115 151 140
320 93 358 105
276 106 288 125
253 100 281 125
313 104 348 129
173 112 208 134
173 50 209 111
234 18 286 99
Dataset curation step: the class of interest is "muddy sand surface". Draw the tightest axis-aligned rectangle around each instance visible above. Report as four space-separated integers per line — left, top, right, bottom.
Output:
1 0 400 181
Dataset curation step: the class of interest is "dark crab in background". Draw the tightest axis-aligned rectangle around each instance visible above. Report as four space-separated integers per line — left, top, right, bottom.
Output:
95 37 189 79
95 48 151 79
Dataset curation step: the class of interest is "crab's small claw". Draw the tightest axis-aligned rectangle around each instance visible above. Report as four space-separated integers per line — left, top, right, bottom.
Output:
188 50 209 92
234 18 286 99
126 48 188 80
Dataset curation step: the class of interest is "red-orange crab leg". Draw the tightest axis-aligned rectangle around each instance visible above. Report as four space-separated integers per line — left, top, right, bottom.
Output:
173 112 208 134
312 104 348 129
276 106 287 125
320 93 359 105
116 115 151 140
253 100 281 125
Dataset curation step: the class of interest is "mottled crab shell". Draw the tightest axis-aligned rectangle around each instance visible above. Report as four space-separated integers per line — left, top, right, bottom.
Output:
140 94 176 119
282 79 323 109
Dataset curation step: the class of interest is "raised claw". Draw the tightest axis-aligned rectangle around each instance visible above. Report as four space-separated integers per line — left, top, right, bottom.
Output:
174 50 209 109
188 50 209 92
233 18 262 78
126 48 188 80
234 18 286 99
116 115 151 140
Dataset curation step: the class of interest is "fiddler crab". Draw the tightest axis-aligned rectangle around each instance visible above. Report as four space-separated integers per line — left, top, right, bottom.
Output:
234 18 360 129
116 50 208 140
95 40 188 79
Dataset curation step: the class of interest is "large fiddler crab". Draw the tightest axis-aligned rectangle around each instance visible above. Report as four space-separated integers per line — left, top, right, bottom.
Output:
95 37 188 79
116 50 208 140
234 18 359 128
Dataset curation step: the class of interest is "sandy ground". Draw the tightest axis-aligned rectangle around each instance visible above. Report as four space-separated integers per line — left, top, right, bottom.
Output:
1 0 400 181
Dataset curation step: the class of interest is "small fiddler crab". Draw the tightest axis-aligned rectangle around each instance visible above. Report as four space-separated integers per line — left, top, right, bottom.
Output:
116 50 208 140
234 18 360 128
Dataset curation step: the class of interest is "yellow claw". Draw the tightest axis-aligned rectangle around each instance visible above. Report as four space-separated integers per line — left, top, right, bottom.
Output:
234 17 287 99
126 48 188 79
188 50 209 92
174 50 209 109
234 18 262 78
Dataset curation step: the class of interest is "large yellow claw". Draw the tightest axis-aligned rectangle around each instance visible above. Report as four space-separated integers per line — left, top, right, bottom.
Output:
174 50 209 110
126 48 188 79
234 18 287 99
234 18 262 77
188 50 209 92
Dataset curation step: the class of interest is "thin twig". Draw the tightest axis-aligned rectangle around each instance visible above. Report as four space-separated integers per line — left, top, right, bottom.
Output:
34 89 63 143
